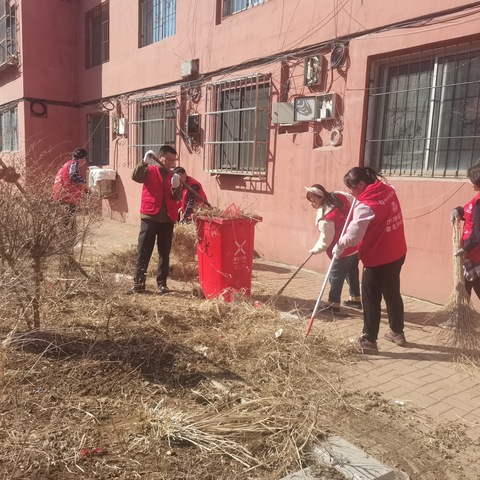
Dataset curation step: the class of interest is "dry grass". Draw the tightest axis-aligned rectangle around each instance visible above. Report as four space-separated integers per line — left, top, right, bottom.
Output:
0 245 476 479
194 204 260 221
171 222 198 281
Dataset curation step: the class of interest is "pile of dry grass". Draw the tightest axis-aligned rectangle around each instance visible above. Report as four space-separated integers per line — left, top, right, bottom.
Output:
426 223 480 353
171 222 198 281
194 204 260 221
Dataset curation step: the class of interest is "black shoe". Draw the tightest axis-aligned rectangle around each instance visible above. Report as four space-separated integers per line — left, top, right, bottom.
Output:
343 300 363 309
158 285 171 295
320 303 341 314
127 284 146 295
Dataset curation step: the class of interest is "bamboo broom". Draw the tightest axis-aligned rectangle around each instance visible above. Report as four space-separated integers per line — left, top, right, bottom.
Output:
426 221 480 352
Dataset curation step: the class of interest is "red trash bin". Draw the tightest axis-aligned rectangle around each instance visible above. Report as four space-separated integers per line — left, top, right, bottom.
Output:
195 207 262 302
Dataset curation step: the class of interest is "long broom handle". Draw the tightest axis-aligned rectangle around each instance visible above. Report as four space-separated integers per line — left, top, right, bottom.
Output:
148 153 212 208
305 198 357 336
269 253 314 303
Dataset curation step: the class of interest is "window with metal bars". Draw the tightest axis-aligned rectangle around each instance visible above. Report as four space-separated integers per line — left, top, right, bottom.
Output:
0 1 16 67
88 114 110 166
365 42 480 178
139 0 176 47
128 96 177 167
0 107 17 152
85 1 109 69
224 0 266 16
204 75 270 175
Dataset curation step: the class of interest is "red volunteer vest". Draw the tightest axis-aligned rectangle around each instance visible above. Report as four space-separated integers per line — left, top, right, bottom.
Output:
462 192 480 262
323 193 357 259
52 159 83 206
357 181 407 267
140 165 180 221
182 177 207 215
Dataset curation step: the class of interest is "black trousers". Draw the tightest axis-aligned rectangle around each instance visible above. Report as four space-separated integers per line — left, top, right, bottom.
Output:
465 277 480 299
134 219 174 287
361 254 406 342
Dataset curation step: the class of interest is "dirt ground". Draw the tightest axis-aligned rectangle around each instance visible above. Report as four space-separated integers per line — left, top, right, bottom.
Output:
1 223 479 480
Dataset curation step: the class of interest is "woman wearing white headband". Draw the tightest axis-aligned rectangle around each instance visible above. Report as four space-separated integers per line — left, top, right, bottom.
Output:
306 184 362 314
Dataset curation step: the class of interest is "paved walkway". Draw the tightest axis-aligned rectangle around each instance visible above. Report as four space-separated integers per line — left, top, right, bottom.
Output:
89 218 480 441
257 260 480 428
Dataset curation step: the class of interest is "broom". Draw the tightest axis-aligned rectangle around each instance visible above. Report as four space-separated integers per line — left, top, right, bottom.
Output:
426 221 480 352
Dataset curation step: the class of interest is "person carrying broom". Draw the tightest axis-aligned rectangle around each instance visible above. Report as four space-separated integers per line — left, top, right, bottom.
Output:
450 164 480 300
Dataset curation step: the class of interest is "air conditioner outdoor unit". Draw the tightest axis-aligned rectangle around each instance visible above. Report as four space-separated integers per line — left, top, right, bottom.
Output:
88 167 117 198
303 55 324 86
272 102 296 125
0 54 19 72
180 59 199 78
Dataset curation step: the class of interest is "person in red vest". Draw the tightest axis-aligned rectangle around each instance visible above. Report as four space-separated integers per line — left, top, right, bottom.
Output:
173 166 208 223
306 184 361 315
333 167 407 353
0 165 20 183
450 164 480 300
130 145 182 294
53 148 90 214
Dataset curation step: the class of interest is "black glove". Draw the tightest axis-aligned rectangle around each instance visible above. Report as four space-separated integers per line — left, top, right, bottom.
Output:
450 208 461 224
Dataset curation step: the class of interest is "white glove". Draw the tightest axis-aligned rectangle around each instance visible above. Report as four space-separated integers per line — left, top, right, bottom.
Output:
309 247 320 255
143 150 155 162
171 173 181 188
332 244 343 259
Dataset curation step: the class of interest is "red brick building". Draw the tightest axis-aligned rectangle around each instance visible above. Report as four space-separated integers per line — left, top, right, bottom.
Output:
2 0 480 303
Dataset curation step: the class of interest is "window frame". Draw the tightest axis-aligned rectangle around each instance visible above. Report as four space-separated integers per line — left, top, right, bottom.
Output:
204 74 271 176
127 94 177 167
223 0 266 17
88 113 110 166
0 107 18 152
365 41 480 178
85 1 109 69
139 0 176 48
0 0 17 67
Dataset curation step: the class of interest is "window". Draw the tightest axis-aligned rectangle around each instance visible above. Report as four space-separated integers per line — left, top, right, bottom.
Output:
128 95 177 166
224 0 266 16
366 42 480 178
0 0 17 67
140 0 176 47
85 2 109 68
88 114 109 166
0 107 17 152
204 74 270 175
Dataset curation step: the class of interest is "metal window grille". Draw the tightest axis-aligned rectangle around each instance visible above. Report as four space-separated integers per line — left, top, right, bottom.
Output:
0 107 18 152
224 0 265 16
140 0 176 47
0 1 16 66
88 114 110 166
204 74 270 175
365 41 480 178
127 95 177 167
85 1 109 69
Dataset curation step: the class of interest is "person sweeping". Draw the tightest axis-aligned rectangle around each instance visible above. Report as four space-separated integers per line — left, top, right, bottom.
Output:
450 165 480 299
333 167 407 353
306 184 361 314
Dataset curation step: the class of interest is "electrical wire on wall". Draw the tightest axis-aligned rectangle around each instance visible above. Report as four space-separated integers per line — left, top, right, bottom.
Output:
329 42 348 69
402 181 467 220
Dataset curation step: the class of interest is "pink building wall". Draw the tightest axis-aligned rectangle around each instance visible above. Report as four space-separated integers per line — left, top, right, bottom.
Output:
2 0 480 303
